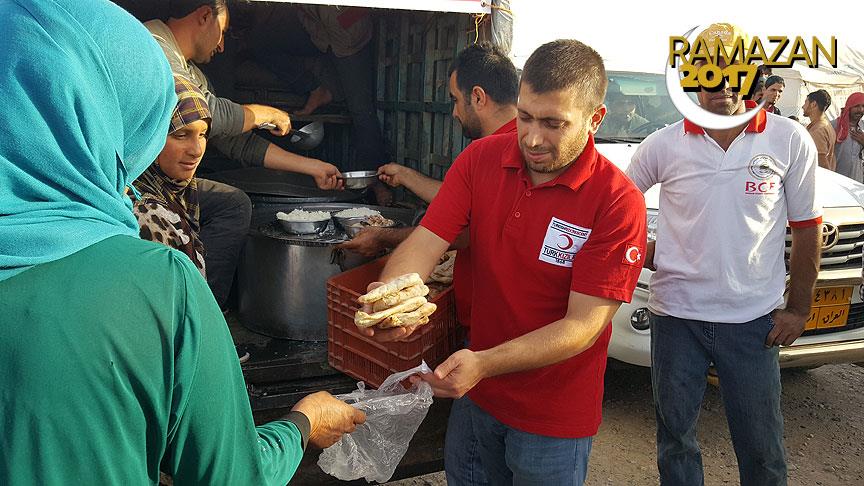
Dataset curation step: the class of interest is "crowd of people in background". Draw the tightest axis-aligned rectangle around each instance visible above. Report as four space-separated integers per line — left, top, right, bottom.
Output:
803 89 864 180
748 63 864 181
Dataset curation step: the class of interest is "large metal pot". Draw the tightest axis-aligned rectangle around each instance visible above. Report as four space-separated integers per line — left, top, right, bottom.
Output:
238 203 417 341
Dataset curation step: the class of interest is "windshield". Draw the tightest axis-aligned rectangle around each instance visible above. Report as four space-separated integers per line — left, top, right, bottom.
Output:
596 71 682 142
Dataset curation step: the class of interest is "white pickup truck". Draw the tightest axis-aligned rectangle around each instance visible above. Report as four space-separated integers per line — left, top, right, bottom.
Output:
597 70 864 369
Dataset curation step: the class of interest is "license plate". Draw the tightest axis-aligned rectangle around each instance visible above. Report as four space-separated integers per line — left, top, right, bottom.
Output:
806 286 852 330
813 286 853 306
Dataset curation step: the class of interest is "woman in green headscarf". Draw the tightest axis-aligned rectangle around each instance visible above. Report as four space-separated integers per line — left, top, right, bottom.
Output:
0 1 363 485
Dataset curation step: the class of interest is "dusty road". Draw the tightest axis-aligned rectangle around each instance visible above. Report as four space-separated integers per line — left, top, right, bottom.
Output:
387 362 864 485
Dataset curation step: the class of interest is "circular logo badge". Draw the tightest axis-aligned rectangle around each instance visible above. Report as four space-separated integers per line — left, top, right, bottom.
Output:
821 223 840 250
664 25 766 131
748 154 776 180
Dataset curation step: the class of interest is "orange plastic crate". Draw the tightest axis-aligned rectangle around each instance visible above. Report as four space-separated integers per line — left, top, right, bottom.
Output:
327 256 458 388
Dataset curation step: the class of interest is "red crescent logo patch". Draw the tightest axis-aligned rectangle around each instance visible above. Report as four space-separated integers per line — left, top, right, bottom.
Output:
622 245 642 266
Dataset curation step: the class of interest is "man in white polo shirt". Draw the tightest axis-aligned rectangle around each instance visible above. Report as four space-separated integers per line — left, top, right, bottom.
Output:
626 24 821 486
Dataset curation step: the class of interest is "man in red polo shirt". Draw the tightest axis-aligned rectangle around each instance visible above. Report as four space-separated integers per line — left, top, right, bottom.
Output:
340 41 518 263
359 40 646 484
343 42 518 326
343 43 518 485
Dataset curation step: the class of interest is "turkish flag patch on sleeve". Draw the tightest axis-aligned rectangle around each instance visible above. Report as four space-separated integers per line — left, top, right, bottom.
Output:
622 244 643 267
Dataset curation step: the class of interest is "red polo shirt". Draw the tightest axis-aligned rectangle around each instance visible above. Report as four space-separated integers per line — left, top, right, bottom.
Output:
452 118 517 328
421 132 646 438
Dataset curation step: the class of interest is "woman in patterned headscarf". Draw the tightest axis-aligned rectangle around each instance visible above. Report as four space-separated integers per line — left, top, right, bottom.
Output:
132 77 210 276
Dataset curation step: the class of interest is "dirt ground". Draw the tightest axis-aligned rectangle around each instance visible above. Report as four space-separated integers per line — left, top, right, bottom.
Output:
386 362 864 486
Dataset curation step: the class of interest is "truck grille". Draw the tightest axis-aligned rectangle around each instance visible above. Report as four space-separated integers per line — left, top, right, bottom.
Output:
802 301 864 336
785 223 864 271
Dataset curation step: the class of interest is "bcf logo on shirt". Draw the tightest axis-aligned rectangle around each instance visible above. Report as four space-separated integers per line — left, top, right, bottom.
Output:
539 217 591 268
744 154 780 195
745 180 780 194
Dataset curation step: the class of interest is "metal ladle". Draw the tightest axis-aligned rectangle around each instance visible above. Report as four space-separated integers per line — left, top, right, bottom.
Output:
258 121 324 151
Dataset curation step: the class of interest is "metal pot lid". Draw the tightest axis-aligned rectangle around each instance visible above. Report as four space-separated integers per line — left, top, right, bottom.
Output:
201 167 361 203
257 221 347 246
250 202 418 232
248 192 362 205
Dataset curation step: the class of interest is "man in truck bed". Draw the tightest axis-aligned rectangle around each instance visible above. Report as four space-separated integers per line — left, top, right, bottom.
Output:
143 0 344 310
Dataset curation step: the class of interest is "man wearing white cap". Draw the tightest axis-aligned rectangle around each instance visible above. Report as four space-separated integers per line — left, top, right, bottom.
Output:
626 23 821 486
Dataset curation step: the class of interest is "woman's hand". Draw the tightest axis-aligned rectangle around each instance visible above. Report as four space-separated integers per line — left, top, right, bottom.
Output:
292 391 366 449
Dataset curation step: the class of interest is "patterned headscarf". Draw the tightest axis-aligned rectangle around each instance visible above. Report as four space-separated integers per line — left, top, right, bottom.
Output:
836 92 864 143
169 77 212 135
131 77 211 275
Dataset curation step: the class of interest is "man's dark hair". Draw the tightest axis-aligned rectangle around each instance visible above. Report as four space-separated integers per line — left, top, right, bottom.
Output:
169 0 229 19
806 89 832 112
520 39 607 110
448 42 518 106
765 75 785 89
744 78 764 101
757 64 773 78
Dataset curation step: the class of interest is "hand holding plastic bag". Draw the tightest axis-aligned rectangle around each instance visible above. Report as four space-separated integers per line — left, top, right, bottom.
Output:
318 362 434 483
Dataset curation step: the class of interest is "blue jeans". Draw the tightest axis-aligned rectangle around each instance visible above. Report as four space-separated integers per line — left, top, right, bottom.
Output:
446 397 593 486
650 312 787 486
444 396 488 486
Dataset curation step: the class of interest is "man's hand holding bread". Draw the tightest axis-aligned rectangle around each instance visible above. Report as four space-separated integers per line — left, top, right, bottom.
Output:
354 273 437 341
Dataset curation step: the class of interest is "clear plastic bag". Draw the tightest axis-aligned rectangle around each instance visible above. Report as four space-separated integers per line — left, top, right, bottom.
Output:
318 362 434 483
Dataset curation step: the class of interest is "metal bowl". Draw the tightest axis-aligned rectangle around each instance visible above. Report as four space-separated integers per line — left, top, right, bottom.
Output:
276 217 330 235
340 170 378 190
333 215 367 233
339 216 398 238
343 221 368 238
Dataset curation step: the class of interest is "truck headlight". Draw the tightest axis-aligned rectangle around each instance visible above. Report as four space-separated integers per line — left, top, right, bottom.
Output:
630 308 650 331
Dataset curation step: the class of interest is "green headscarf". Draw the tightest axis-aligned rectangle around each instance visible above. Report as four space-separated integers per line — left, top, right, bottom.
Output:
0 0 176 281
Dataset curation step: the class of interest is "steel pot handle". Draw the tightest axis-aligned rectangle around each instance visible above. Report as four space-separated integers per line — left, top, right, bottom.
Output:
330 247 348 272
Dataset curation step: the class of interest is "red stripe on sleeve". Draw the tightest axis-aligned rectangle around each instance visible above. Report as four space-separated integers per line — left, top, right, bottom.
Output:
789 216 823 228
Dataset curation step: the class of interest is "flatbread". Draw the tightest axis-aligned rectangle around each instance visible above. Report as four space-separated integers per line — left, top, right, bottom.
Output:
371 284 430 312
379 316 430 329
354 296 427 328
357 273 423 304
378 302 437 328
428 250 456 285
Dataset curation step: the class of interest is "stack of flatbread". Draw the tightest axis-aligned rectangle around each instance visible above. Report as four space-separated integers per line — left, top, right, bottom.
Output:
428 250 456 285
354 273 437 328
